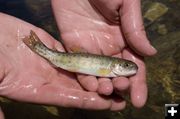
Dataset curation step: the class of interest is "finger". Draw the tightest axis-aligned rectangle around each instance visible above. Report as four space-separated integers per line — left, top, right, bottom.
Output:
110 96 126 111
0 107 4 119
112 77 130 91
120 0 157 56
77 74 98 92
122 49 147 108
112 54 130 92
0 55 5 83
8 84 111 110
31 28 65 52
97 78 113 95
89 0 122 24
40 85 111 110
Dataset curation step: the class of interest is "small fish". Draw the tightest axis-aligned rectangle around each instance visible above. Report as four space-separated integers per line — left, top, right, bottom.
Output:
23 30 138 77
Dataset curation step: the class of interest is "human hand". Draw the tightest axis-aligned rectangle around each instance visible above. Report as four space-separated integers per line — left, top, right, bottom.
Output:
51 0 157 110
0 13 118 116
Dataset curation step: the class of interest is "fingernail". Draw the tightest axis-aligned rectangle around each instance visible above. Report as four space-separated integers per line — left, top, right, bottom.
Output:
151 45 157 54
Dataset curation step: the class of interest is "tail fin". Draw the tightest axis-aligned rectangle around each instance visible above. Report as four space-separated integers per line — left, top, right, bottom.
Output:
23 30 55 59
23 30 43 51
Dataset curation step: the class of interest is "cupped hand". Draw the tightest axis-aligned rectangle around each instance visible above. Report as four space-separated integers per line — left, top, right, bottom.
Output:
52 0 157 110
0 13 117 113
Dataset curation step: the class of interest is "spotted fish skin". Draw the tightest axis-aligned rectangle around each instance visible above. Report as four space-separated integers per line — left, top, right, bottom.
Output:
23 30 138 77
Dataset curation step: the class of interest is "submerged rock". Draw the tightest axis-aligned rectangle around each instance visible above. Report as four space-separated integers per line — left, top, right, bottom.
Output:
157 24 168 35
144 2 168 22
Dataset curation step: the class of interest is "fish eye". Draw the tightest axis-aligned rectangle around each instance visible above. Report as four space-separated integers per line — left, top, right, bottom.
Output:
124 63 129 67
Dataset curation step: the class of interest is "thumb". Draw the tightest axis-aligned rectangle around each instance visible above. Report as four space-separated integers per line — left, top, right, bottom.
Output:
120 0 157 56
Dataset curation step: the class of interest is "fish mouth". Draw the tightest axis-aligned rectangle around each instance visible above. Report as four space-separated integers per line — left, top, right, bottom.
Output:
128 61 138 72
129 69 137 76
129 64 138 76
133 64 138 71
113 68 138 77
124 65 138 76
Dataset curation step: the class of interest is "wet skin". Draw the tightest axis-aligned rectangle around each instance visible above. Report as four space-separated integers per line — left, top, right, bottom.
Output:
0 0 157 117
0 13 114 111
52 0 156 110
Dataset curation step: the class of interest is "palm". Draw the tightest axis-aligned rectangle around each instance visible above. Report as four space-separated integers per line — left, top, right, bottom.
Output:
0 13 112 110
1 43 82 100
52 0 156 108
0 16 81 101
53 0 124 55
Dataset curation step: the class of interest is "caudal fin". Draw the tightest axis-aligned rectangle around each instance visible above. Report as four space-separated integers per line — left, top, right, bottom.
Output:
23 30 43 51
